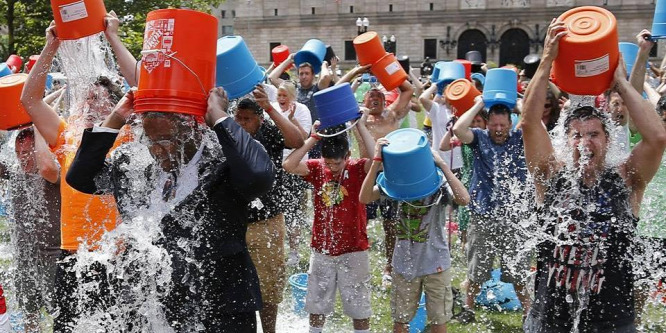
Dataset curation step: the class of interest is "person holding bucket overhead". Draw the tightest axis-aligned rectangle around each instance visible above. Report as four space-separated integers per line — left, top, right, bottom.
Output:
359 131 470 333
20 20 132 332
521 18 666 332
282 113 376 333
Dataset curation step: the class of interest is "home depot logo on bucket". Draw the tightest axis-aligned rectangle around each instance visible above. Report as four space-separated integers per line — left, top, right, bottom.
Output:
142 19 175 73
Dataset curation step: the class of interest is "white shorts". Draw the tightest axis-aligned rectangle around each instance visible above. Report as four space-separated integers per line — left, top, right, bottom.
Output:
304 250 372 319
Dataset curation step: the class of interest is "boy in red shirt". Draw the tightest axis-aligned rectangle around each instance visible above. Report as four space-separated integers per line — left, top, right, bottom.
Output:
283 116 375 333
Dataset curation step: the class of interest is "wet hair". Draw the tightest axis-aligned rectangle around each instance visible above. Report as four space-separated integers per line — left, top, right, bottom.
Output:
563 106 610 136
298 62 314 74
365 88 385 101
94 76 124 104
278 81 297 101
487 104 512 122
237 98 263 116
279 72 291 81
656 95 666 117
320 134 349 160
15 127 35 144
545 89 562 127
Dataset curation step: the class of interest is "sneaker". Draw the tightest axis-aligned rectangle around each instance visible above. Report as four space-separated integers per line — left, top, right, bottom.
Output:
451 309 476 324
286 250 299 267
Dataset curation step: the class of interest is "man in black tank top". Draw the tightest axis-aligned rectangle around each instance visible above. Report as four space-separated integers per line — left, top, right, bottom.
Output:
520 20 666 332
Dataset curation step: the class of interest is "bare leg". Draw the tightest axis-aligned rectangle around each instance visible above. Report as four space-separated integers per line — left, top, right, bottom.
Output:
259 303 278 333
383 218 397 274
634 285 649 325
465 281 481 309
430 323 447 333
353 318 370 330
393 322 409 333
513 283 531 316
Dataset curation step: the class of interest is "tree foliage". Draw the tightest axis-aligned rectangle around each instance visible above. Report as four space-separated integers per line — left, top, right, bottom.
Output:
0 0 223 62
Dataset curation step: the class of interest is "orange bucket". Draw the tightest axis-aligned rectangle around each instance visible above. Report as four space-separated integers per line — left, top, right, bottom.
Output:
552 6 618 96
354 31 386 66
370 53 408 91
272 45 293 70
0 74 32 130
135 9 218 116
445 79 481 117
50 0 107 40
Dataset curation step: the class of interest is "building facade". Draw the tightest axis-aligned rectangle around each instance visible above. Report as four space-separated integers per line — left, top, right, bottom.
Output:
213 0 659 68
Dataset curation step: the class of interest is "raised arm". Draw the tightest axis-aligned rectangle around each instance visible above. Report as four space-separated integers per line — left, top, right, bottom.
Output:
356 112 376 173
34 127 59 183
253 84 304 149
520 19 565 188
432 149 470 206
418 83 437 115
283 122 321 176
317 61 333 90
336 64 371 86
104 11 138 87
387 80 415 120
452 95 484 144
629 30 653 95
268 53 293 88
20 21 62 146
359 138 388 204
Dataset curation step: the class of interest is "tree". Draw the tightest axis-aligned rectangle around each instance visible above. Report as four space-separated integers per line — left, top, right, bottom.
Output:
0 0 224 62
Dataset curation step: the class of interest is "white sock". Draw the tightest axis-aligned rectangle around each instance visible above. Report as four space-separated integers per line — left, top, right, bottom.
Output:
309 326 323 333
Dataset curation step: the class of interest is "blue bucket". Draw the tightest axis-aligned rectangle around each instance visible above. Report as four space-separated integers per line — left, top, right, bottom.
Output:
45 73 53 91
436 62 465 94
409 293 427 333
430 61 446 83
652 0 666 39
314 82 361 129
618 42 647 77
471 72 485 87
475 268 522 311
377 128 444 201
0 63 12 78
483 68 517 109
295 39 326 75
289 273 309 316
216 36 266 99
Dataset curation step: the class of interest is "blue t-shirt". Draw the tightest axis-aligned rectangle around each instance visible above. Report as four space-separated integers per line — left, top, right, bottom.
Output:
468 128 527 216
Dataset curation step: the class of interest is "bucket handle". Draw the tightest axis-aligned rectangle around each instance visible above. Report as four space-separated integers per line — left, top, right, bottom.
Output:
139 49 207 95
315 117 361 138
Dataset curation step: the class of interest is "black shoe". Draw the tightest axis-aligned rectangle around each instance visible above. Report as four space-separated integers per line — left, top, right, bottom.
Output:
452 309 476 324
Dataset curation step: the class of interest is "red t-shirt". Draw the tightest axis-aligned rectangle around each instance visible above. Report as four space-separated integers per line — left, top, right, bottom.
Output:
304 158 369 256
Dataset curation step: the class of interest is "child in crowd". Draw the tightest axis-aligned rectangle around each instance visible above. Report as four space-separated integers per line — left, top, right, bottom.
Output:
360 137 470 333
282 115 375 333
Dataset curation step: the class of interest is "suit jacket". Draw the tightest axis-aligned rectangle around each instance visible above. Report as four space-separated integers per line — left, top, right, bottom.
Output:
66 118 275 327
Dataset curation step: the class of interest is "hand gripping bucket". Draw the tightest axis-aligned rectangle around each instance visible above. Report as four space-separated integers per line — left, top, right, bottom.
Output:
294 39 326 75
0 74 33 131
50 0 107 40
445 79 481 117
435 62 465 94
313 82 361 130
618 42 642 78
354 32 386 66
652 0 666 39
135 9 218 116
0 64 12 78
288 273 308 316
377 128 445 201
551 6 618 96
454 59 472 80
216 36 266 99
272 44 293 70
370 53 408 91
483 68 518 109
5 55 22 73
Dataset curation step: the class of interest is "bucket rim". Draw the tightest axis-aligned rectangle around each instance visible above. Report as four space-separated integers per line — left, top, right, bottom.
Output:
288 273 308 290
377 167 444 202
218 66 266 99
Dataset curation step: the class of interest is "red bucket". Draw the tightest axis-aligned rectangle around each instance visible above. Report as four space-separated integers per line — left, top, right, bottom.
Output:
0 74 32 130
454 59 472 80
272 45 293 70
135 9 218 116
5 55 22 73
26 55 39 74
50 0 107 40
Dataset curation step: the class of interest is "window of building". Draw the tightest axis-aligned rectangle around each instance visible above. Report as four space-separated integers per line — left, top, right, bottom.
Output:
274 8 278 16
222 25 234 36
424 38 437 59
389 4 393 12
232 10 236 18
312 7 315 15
269 42 281 62
221 10 226 19
429 3 434 10
350 6 354 13
345 40 356 61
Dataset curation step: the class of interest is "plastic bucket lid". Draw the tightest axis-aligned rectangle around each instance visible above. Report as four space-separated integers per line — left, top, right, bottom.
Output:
137 8 217 116
354 31 386 66
445 79 481 117
50 0 107 40
377 128 444 201
0 74 33 131
483 68 518 109
0 64 12 78
370 53 408 91
552 6 618 95
652 0 666 39
217 36 266 99
313 83 361 129
295 39 326 75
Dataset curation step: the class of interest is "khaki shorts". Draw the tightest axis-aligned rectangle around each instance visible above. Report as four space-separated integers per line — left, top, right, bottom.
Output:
246 213 286 305
305 250 372 319
391 269 453 325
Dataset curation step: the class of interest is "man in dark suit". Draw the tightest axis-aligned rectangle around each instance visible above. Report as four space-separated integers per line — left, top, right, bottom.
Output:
66 87 275 332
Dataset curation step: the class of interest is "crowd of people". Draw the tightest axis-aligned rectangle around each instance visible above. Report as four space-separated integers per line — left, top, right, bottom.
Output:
0 7 664 333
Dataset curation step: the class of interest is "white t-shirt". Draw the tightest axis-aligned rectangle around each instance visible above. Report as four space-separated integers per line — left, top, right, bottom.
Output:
428 103 463 170
263 83 278 103
272 101 312 161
